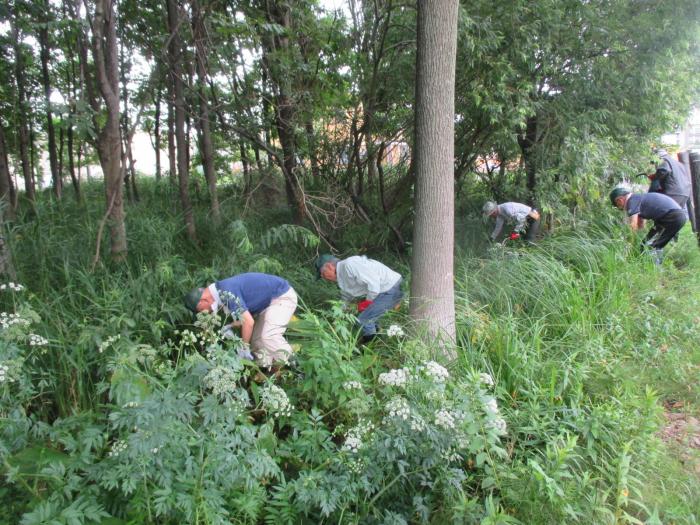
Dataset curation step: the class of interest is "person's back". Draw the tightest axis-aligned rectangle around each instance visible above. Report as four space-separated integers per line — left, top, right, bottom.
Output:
653 153 691 206
625 192 681 221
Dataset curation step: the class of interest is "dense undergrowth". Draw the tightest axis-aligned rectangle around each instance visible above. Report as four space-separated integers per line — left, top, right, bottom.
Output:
1 180 699 524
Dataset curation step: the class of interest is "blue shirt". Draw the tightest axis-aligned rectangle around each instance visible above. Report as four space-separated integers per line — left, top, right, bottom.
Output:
214 273 290 316
626 193 681 220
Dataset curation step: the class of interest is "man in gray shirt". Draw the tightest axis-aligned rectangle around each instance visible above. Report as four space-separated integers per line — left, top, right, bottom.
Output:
315 254 403 342
482 201 541 241
648 149 691 210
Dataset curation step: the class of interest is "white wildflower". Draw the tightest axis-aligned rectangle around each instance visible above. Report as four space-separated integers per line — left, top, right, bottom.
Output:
479 373 495 388
386 324 405 338
204 366 241 397
434 409 456 430
0 282 24 292
0 364 8 383
261 384 294 417
98 335 120 354
342 435 362 453
151 447 160 454
490 417 507 434
28 334 48 347
484 397 499 415
0 312 31 329
108 440 128 458
122 401 140 409
409 413 426 432
384 397 410 421
342 419 374 453
424 361 449 383
378 367 410 387
343 380 363 391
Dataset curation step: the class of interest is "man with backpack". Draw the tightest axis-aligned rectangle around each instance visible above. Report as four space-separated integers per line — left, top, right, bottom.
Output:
647 149 691 211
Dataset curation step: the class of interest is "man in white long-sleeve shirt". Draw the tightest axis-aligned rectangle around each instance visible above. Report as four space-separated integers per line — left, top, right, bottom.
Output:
482 201 541 242
315 254 403 341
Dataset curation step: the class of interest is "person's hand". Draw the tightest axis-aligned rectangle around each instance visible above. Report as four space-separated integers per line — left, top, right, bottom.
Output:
220 325 235 340
237 342 254 361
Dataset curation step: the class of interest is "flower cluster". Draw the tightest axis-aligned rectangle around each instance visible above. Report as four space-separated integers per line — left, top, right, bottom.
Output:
204 366 241 397
343 380 363 391
384 396 410 421
108 440 128 458
261 383 293 418
28 334 48 347
386 324 405 338
479 373 495 388
434 409 456 430
98 335 120 354
0 363 12 383
342 420 374 454
174 329 198 347
0 282 24 292
0 312 30 329
409 413 426 432
378 367 410 387
483 396 507 434
122 401 140 409
424 361 449 383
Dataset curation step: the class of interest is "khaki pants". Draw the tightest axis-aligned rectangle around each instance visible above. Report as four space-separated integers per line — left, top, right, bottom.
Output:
251 287 297 367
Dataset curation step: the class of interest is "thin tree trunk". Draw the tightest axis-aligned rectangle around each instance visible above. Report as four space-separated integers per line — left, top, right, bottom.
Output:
92 0 127 261
167 84 177 186
191 0 220 223
240 141 251 194
0 126 16 220
167 0 197 242
518 114 538 205
11 14 35 202
38 5 61 199
66 119 81 201
409 0 458 351
154 81 162 181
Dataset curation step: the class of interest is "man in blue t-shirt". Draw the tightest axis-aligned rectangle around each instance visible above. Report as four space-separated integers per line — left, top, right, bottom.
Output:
184 273 297 367
609 187 687 263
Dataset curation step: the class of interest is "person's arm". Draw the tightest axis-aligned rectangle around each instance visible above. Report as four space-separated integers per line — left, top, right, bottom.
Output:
629 214 643 230
239 310 255 343
491 216 504 240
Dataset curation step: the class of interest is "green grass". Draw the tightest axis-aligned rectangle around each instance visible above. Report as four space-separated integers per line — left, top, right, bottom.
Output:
1 178 699 523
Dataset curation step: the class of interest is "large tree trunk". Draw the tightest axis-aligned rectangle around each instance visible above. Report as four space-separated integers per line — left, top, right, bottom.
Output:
167 86 177 186
11 15 36 203
167 0 197 242
38 5 61 200
409 0 458 351
262 2 306 224
92 0 127 261
191 0 220 223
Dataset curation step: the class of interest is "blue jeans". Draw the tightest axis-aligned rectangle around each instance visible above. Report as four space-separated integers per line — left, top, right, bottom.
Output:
357 279 403 336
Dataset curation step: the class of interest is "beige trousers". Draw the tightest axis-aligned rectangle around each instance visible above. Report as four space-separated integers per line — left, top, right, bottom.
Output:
250 287 298 367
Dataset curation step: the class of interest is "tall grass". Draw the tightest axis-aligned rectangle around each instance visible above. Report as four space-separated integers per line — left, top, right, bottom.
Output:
1 179 699 523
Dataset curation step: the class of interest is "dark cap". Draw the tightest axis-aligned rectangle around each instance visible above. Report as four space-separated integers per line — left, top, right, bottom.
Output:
315 254 339 277
184 288 204 313
609 186 631 206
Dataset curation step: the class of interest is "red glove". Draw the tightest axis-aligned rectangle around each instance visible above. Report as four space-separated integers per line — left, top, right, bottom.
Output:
357 300 373 312
509 232 520 240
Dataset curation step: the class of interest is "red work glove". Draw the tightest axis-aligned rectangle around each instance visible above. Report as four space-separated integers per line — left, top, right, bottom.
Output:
509 232 520 240
357 300 373 312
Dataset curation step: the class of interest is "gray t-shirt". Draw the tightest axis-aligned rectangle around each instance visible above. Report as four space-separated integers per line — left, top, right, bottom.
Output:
626 193 681 220
336 256 402 301
491 202 532 239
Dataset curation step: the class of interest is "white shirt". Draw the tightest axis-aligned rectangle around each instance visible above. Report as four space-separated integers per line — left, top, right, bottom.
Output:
336 256 402 301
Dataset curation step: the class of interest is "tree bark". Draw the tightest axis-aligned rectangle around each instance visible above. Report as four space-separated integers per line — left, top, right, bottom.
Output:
688 152 700 246
154 80 162 181
0 126 16 220
517 114 538 205
409 0 458 351
167 0 197 242
191 0 220 223
167 84 177 186
91 0 127 261
11 14 36 202
38 5 61 199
